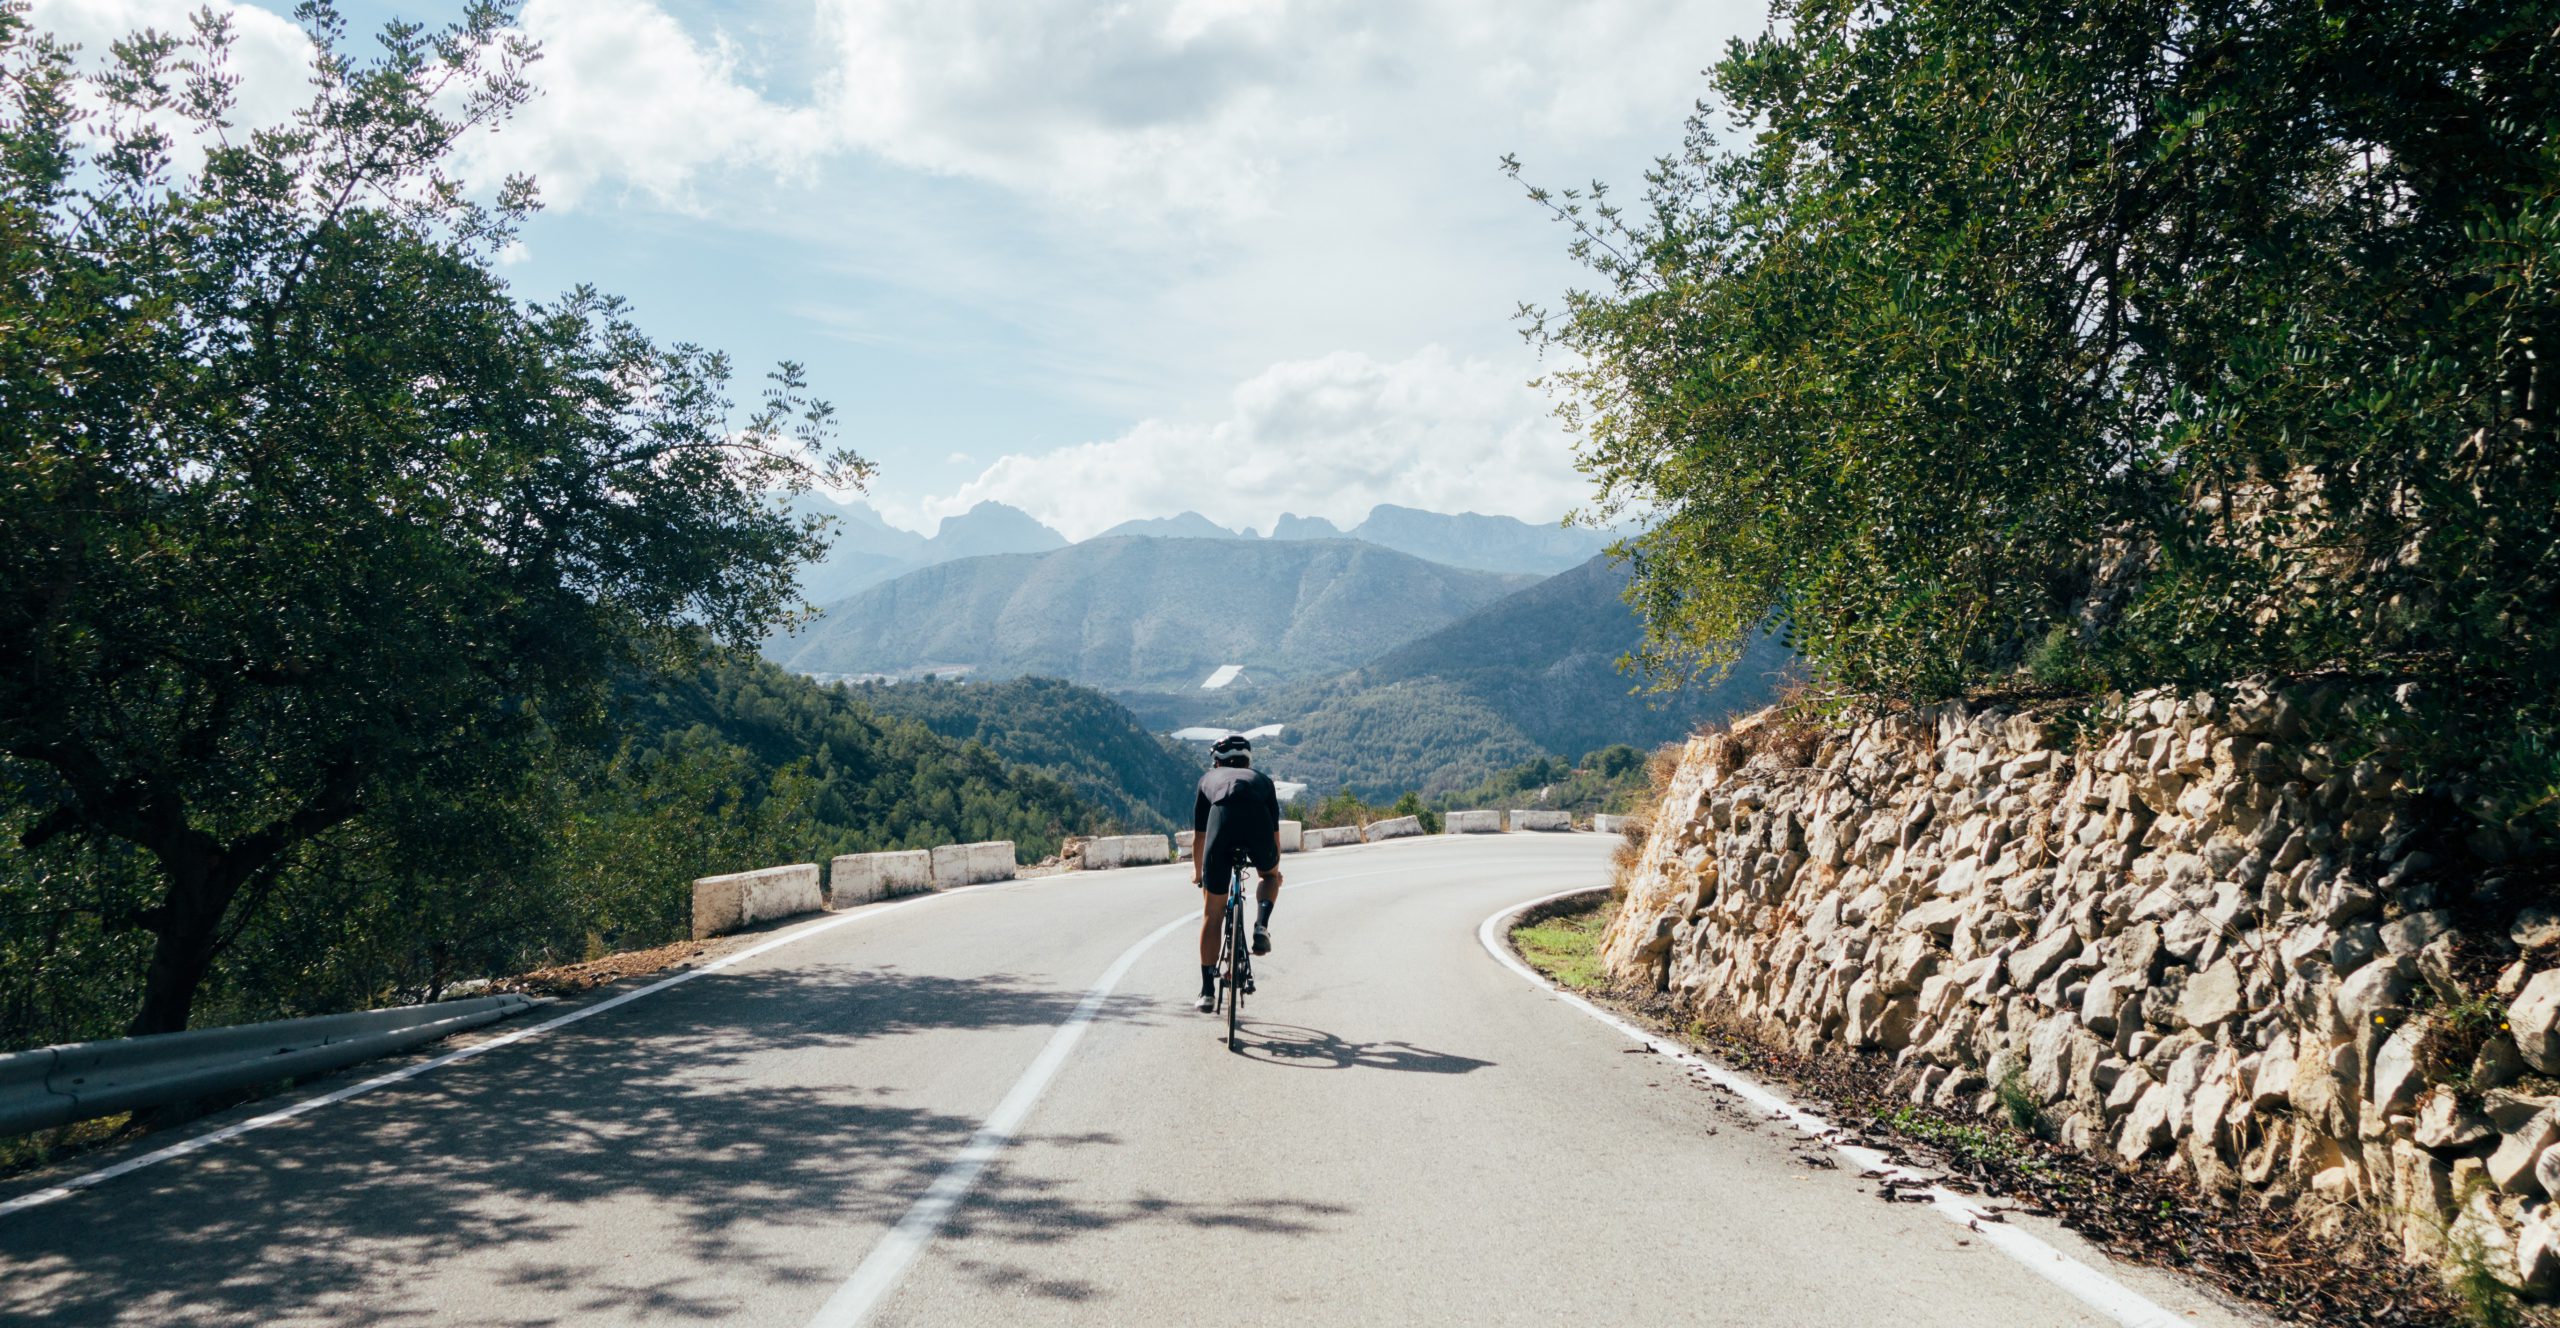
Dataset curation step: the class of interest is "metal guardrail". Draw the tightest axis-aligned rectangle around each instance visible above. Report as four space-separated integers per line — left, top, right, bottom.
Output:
0 994 540 1136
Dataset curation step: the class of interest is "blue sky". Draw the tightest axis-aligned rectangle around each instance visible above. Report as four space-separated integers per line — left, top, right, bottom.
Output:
44 0 1765 538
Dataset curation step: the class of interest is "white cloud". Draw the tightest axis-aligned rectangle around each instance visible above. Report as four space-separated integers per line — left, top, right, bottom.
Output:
453 0 830 210
803 0 1733 224
30 0 315 164
907 346 1582 541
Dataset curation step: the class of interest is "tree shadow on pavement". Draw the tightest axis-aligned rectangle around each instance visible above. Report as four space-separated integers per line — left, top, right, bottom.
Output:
1229 1022 1495 1074
0 962 1300 1326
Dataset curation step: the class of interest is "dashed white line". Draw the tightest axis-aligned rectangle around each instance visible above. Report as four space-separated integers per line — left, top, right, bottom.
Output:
1478 886 2191 1328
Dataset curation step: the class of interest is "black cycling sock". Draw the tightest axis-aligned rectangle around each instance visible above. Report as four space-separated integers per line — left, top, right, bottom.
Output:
1199 965 1216 994
1256 898 1275 928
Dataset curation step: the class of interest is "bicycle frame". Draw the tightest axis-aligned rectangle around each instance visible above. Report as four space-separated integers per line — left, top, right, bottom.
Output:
1221 861 1250 1050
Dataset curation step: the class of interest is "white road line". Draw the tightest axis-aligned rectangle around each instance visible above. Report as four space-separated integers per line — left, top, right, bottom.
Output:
803 910 1193 1328
1479 887 2191 1328
0 885 988 1220
803 856 1455 1326
0 847 1452 1223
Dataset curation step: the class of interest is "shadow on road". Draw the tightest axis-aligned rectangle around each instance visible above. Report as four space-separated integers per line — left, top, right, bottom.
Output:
1229 1022 1495 1074
0 961 1301 1325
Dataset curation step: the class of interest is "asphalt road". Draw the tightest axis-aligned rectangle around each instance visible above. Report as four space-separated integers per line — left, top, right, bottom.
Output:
0 834 2264 1327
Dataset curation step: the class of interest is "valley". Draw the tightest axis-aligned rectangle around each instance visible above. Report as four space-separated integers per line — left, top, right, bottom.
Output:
770 502 1791 801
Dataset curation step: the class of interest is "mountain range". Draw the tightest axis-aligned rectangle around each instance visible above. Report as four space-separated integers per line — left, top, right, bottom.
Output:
786 495 1610 601
1209 555 1795 796
775 537 1534 690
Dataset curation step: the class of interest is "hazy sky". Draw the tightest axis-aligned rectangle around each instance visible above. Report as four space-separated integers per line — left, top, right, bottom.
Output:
42 0 1765 539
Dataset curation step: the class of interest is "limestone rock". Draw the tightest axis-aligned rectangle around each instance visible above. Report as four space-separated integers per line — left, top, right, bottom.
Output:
2509 969 2560 1074
2520 1209 2560 1292
2007 927 2080 989
2080 969 2129 1036
2486 1109 2557 1195
2369 1017 2431 1119
2414 1088 2493 1152
2474 1035 2527 1093
2250 1032 2296 1112
1899 897 1966 937
2177 958 2246 1031
2380 909 2453 956
2335 957 2412 1033
2119 1083 2174 1160
2514 905 2560 951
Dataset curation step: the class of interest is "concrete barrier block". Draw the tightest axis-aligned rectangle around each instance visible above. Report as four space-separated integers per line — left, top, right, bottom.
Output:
692 863 824 939
1593 814 1629 835
1303 826 1362 849
830 850 933 906
1444 810 1503 834
1081 834 1171 870
1509 809 1571 832
1364 816 1423 842
1175 830 1196 853
1279 820 1302 852
931 841 1018 887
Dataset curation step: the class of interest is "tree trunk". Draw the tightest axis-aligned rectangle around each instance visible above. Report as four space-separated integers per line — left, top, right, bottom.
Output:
127 842 246 1037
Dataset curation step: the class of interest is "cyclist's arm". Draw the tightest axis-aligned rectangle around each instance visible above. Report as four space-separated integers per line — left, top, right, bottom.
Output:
1192 787 1209 884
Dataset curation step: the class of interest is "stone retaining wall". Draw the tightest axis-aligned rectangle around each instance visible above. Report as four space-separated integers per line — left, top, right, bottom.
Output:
1601 687 2558 1291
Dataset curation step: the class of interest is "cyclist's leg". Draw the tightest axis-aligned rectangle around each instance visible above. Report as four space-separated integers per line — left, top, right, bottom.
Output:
1195 842 1231 1006
1249 842 1282 953
1196 878 1224 967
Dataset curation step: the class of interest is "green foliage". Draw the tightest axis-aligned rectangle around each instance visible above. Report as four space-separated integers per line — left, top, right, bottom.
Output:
1882 1106 2054 1179
1995 1062 2049 1138
847 676 1197 832
0 655 1104 1051
1518 0 2560 827
1228 558 1790 799
1510 899 1617 991
0 2 867 1034
1436 745 1653 817
1237 676 1548 801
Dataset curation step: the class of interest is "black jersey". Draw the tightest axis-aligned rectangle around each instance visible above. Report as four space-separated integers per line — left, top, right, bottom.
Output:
1193 764 1281 854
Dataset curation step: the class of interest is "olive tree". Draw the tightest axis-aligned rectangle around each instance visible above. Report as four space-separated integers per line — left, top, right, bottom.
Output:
0 3 862 1034
1520 0 2559 826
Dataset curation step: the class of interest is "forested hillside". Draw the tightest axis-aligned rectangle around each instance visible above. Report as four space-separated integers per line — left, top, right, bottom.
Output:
1220 556 1792 796
775 537 1533 688
847 677 1201 831
0 656 1103 1053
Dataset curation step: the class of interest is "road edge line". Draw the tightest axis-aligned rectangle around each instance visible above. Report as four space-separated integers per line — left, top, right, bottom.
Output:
1477 886 2190 1328
0 885 991 1220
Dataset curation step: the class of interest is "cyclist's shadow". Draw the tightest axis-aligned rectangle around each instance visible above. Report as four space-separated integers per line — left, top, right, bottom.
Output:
1229 1022 1493 1074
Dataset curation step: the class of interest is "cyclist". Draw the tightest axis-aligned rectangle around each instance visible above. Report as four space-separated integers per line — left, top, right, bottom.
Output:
1191 733 1283 1013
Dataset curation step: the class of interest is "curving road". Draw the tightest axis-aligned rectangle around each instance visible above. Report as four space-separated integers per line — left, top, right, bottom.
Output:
0 835 2262 1326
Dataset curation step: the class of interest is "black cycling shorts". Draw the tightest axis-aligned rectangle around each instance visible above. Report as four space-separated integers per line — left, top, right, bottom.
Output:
1198 836 1278 892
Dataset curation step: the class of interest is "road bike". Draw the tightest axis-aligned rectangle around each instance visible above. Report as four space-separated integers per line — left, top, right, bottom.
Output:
1217 859 1255 1051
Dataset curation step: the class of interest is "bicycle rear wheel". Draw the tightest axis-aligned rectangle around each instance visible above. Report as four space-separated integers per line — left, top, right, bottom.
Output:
1226 892 1245 1051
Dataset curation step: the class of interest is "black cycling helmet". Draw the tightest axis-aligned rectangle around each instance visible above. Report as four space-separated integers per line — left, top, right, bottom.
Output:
1210 734 1253 767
